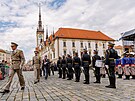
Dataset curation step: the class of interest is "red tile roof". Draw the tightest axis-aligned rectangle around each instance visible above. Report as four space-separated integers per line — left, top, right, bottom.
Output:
54 28 114 41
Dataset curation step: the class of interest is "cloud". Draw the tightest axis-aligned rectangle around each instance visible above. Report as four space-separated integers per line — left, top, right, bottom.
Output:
0 0 135 61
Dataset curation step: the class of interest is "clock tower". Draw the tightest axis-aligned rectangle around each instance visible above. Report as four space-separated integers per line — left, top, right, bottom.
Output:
36 4 44 47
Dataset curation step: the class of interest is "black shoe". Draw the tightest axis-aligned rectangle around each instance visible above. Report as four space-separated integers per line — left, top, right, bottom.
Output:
94 81 100 83
105 85 116 89
37 80 40 82
21 87 25 90
34 81 37 84
67 78 71 80
83 82 89 84
0 89 10 93
62 78 65 79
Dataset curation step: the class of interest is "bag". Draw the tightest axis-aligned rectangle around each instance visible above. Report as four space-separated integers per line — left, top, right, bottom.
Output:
95 60 104 67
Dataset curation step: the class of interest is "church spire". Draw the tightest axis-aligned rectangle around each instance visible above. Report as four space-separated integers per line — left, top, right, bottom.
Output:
37 3 43 31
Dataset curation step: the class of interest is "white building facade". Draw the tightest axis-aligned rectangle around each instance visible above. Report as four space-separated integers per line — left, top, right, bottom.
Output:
38 28 114 62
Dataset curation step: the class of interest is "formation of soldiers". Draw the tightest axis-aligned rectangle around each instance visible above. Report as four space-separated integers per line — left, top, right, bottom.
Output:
0 41 134 94
57 42 119 88
116 53 135 80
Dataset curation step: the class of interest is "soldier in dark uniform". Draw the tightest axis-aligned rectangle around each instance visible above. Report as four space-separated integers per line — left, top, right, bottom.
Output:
57 56 62 78
92 50 101 83
61 55 67 79
105 42 118 88
43 55 50 80
66 54 73 80
73 52 81 82
82 49 91 84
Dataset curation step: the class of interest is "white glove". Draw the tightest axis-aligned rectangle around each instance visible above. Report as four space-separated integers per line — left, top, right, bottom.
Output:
105 65 109 69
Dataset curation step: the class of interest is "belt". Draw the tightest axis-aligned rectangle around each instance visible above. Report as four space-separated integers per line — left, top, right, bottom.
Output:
83 61 88 62
74 63 79 64
12 60 21 61
67 63 72 64
109 58 114 60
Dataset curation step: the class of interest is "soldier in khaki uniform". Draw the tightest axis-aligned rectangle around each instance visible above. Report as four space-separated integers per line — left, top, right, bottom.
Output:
32 50 41 84
0 42 25 93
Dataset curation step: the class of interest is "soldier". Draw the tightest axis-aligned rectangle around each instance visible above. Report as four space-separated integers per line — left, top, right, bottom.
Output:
66 54 73 80
43 55 50 80
116 57 123 78
57 56 62 78
122 54 130 80
129 54 135 79
92 50 101 83
73 52 81 82
82 49 91 84
0 42 25 93
61 55 67 79
105 42 118 88
32 50 41 84
100 56 106 78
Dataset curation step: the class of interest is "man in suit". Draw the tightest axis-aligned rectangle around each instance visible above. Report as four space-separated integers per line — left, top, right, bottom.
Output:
0 42 25 93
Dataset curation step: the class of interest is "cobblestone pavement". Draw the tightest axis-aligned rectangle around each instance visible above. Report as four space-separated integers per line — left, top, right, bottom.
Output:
0 70 135 101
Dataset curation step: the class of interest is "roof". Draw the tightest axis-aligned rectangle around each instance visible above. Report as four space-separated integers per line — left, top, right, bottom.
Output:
54 28 114 41
0 49 6 53
122 29 135 41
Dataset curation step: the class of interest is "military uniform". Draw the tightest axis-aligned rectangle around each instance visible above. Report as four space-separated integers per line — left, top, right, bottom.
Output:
73 55 81 82
105 43 118 88
43 58 50 80
4 49 25 91
122 56 130 80
32 55 41 83
66 57 73 80
130 57 135 79
116 59 123 78
61 58 67 79
82 52 91 84
92 54 101 83
57 58 62 78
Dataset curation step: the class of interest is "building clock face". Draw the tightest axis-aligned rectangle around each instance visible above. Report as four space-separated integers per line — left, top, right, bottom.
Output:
38 34 43 45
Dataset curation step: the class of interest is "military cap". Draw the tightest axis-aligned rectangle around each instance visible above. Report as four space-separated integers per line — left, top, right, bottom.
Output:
94 50 98 54
108 42 115 47
34 50 39 53
11 42 18 46
83 48 87 51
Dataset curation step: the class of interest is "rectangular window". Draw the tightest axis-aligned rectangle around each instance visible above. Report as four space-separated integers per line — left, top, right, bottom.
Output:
95 43 98 49
72 42 75 47
63 42 66 47
73 51 75 56
64 50 66 56
103 43 105 48
88 42 91 48
81 42 83 48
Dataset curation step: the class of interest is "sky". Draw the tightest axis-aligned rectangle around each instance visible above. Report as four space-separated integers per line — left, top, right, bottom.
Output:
0 0 135 61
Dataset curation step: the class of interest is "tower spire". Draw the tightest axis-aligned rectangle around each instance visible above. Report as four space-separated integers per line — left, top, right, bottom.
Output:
38 3 43 30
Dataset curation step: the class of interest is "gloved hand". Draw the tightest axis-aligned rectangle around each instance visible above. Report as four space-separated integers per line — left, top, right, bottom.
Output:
105 65 109 69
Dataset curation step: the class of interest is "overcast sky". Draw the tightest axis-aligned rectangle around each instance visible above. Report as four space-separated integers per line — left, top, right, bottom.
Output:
0 0 135 61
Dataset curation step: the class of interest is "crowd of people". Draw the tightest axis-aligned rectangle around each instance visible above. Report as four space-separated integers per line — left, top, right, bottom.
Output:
116 53 135 80
0 60 10 80
0 41 135 94
36 42 135 89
